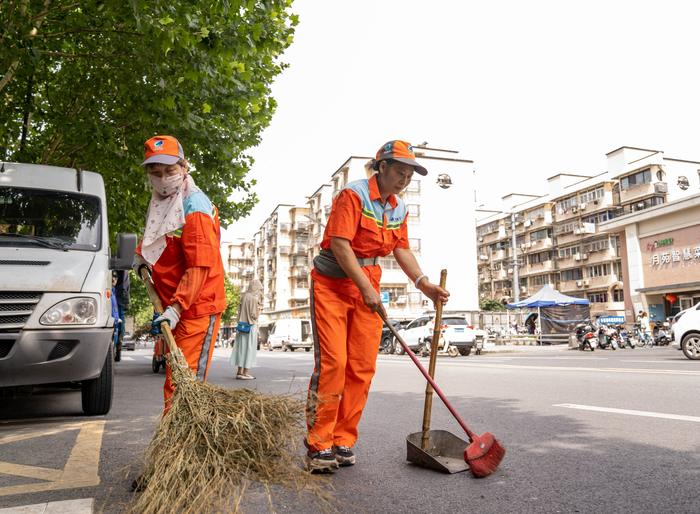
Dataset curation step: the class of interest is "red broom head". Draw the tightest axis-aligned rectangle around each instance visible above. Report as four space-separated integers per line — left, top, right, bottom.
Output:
464 432 506 478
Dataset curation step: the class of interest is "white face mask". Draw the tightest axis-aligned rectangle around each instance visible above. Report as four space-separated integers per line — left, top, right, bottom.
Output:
150 172 184 197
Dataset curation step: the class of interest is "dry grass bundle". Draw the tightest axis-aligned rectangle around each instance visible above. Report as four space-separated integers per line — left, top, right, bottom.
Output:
128 350 332 514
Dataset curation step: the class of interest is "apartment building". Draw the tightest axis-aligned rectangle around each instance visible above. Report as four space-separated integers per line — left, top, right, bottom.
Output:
476 146 700 317
242 143 478 324
220 239 255 292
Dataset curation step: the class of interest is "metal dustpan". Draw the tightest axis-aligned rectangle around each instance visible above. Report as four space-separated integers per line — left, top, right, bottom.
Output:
406 429 469 474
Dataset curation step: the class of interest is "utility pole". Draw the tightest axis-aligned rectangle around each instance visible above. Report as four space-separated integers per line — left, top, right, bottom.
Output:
511 212 520 303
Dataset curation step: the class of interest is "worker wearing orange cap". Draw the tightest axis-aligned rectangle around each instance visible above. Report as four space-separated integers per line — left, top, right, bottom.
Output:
305 140 450 472
133 135 227 411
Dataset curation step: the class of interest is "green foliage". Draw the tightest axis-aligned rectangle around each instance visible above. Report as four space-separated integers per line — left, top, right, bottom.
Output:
480 298 506 311
221 274 241 325
0 0 298 238
127 271 155 331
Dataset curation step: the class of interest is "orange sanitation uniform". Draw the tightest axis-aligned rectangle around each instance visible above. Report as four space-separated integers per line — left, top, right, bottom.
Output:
307 174 409 451
138 191 227 408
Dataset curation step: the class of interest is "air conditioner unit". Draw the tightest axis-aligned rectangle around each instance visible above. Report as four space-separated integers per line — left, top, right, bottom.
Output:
507 268 513 274
581 253 589 260
557 208 564 215
479 254 489 261
571 206 578 213
520 243 527 250
654 182 668 193
525 242 532 248
574 254 581 261
524 220 533 227
521 288 528 294
478 237 484 242
593 199 599 205
576 280 583 288
580 203 587 210
574 228 582 235
583 280 590 286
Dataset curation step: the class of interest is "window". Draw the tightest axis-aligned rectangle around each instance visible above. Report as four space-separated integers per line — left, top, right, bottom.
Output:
477 221 500 236
622 196 664 214
561 268 583 281
379 257 402 270
406 180 421 193
555 221 577 235
530 274 551 286
583 239 610 253
613 260 623 280
579 187 604 204
587 292 608 303
613 288 624 302
528 251 552 264
582 210 616 224
587 263 611 277
407 204 420 223
526 208 545 221
556 196 577 213
558 245 580 259
620 169 652 190
530 228 551 241
381 284 407 302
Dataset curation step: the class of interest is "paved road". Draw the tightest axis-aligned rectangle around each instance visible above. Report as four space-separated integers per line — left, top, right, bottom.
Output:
1 345 698 513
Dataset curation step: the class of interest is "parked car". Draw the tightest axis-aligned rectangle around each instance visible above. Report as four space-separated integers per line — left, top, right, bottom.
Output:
267 318 313 352
395 315 487 356
122 335 136 351
671 303 700 360
379 319 410 354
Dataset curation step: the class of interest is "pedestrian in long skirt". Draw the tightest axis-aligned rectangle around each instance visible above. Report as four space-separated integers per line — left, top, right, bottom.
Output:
230 279 263 380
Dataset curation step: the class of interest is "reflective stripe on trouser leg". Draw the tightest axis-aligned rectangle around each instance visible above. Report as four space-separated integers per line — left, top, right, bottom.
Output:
306 278 350 451
163 314 221 409
333 296 383 447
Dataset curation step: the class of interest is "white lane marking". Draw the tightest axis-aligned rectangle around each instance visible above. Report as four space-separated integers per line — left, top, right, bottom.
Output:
555 404 700 423
376 359 700 376
626 360 691 364
0 498 94 513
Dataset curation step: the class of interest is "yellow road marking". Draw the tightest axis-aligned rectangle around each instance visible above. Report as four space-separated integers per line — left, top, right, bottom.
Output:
0 420 105 497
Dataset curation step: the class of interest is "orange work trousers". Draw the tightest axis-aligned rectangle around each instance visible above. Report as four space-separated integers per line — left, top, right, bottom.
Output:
163 313 221 410
306 278 383 451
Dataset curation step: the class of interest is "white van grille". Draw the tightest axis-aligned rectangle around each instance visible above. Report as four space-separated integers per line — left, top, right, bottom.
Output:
0 292 42 331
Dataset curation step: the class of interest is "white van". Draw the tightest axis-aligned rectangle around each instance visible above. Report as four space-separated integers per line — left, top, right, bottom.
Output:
267 318 313 352
0 162 135 415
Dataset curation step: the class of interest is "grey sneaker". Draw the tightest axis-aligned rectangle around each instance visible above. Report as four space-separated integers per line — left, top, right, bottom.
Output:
333 445 356 467
306 448 339 473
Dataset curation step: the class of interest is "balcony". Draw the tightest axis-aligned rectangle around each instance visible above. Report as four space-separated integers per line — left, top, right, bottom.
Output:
279 246 291 255
280 222 291 232
586 275 618 289
292 244 308 255
293 267 310 278
619 182 664 204
559 279 585 293
293 221 310 232
526 260 554 273
529 237 553 249
291 288 310 301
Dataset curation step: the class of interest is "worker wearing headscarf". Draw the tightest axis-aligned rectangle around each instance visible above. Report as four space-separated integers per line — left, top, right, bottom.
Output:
305 140 450 472
230 279 263 379
133 135 227 410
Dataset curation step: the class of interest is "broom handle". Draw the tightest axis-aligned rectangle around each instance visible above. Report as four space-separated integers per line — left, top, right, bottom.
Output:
421 269 447 450
380 309 477 442
138 266 178 356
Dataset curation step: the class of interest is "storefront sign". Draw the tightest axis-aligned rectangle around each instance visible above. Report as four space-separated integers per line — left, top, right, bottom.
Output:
649 246 700 267
646 238 674 251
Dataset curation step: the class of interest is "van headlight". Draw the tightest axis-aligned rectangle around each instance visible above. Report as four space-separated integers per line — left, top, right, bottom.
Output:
40 298 98 325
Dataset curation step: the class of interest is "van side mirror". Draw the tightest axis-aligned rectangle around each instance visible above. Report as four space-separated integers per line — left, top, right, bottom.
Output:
110 233 137 270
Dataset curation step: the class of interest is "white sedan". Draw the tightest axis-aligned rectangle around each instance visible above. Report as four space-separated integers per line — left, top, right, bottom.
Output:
395 315 487 356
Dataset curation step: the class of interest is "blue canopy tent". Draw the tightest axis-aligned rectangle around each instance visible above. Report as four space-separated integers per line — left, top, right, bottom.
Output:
507 285 590 344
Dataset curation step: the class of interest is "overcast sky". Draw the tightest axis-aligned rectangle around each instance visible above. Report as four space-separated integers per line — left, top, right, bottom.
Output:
223 0 700 241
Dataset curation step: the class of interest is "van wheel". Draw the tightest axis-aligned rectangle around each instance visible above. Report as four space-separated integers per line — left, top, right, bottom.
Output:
459 346 472 356
283 346 288 352
82 345 113 415
681 333 700 360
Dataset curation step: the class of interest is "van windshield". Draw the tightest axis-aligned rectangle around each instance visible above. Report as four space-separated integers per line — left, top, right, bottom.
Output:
0 186 101 251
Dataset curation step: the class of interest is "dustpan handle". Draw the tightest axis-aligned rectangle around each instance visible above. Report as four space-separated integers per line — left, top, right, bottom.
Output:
379 308 477 442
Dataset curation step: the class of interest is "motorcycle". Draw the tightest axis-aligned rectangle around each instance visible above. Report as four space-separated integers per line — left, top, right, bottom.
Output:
653 320 672 346
616 325 635 349
575 323 597 351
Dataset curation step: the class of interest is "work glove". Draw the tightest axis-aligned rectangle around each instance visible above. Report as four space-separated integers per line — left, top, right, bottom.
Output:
151 306 180 334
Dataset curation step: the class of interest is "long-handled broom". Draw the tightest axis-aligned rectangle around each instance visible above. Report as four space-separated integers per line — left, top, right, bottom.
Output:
379 309 506 478
130 268 329 514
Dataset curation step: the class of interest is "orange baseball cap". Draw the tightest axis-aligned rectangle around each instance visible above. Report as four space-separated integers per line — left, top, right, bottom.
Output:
142 135 185 166
375 140 427 175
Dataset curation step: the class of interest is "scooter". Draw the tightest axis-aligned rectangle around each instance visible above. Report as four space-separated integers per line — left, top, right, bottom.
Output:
575 323 597 351
597 324 618 350
653 321 672 346
616 325 635 349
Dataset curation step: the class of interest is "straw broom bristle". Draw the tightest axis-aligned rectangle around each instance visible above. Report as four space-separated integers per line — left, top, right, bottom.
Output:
128 349 333 513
